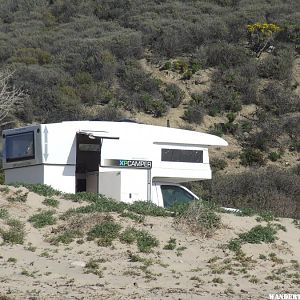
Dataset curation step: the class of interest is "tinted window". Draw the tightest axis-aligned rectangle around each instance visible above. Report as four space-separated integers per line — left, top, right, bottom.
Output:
5 132 35 162
161 149 203 163
161 185 195 208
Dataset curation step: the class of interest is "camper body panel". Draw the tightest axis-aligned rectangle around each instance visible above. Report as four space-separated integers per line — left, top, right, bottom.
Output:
4 165 44 185
40 123 78 165
98 168 149 203
98 171 121 201
44 165 76 194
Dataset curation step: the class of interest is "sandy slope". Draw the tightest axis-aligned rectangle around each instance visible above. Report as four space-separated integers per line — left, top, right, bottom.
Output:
0 185 299 300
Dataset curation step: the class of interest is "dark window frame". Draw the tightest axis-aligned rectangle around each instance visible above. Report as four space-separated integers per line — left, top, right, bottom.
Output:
161 148 203 163
5 131 35 163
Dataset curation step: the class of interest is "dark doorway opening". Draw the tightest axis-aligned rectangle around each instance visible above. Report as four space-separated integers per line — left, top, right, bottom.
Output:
75 133 101 193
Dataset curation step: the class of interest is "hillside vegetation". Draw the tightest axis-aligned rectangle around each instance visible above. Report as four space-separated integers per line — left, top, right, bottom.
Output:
0 0 299 122
0 0 300 217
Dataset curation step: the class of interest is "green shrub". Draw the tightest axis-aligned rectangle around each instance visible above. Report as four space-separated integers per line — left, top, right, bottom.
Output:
141 94 167 117
238 225 277 244
129 201 171 217
0 209 9 219
168 202 190 216
63 198 171 219
7 257 17 263
182 70 193 80
284 116 300 152
171 60 189 73
120 211 145 223
246 117 282 151
240 148 265 166
183 102 205 124
87 218 122 246
163 238 177 250
12 48 51 65
160 61 172 71
50 230 82 245
258 48 293 81
226 112 236 123
84 259 103 277
2 228 25 244
63 192 100 203
119 227 139 244
1 219 25 244
92 105 125 121
240 121 253 133
74 71 93 84
259 83 299 115
226 151 239 160
292 219 300 230
119 227 159 252
228 225 278 252
228 239 242 252
202 83 242 115
211 158 228 172
211 167 300 218
135 230 159 253
28 211 56 228
211 121 239 136
213 0 240 7
268 151 282 162
205 42 248 68
43 198 59 208
163 84 185 108
69 197 128 215
11 183 61 197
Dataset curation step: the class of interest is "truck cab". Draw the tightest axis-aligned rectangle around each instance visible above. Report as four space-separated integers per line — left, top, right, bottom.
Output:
152 182 198 208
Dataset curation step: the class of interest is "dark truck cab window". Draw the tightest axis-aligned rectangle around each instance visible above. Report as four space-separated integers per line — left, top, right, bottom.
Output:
161 185 196 208
5 132 35 162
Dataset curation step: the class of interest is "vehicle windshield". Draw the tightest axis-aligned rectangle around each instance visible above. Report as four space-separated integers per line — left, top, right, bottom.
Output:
161 185 195 208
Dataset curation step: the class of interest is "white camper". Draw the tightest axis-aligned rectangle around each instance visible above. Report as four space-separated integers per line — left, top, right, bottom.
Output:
2 121 227 207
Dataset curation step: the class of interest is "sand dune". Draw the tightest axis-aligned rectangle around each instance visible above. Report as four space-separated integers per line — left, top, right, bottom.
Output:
0 185 299 299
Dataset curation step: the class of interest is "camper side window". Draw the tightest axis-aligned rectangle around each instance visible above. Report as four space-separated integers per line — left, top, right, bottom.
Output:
5 132 35 162
161 149 203 163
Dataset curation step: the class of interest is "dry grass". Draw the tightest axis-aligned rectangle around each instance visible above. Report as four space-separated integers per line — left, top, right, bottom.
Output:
174 201 221 237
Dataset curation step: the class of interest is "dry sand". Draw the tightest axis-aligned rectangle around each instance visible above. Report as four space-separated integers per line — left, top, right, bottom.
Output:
0 185 299 299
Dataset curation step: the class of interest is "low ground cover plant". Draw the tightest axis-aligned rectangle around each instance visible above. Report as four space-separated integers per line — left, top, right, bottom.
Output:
87 217 122 247
10 183 61 197
29 210 57 228
228 224 280 252
120 227 159 252
0 219 25 244
43 198 59 208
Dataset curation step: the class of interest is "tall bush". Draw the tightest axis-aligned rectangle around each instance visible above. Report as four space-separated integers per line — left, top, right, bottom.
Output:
211 167 300 218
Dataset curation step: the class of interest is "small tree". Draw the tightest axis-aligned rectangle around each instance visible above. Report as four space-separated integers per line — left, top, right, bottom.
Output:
0 69 26 125
247 23 281 57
